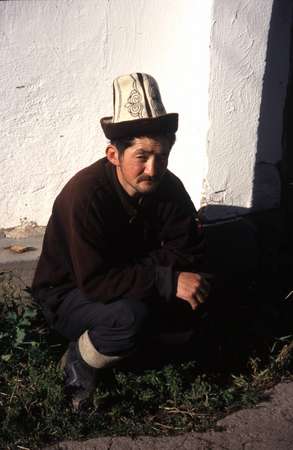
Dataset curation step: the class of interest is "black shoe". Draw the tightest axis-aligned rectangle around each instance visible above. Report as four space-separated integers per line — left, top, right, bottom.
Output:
59 342 98 411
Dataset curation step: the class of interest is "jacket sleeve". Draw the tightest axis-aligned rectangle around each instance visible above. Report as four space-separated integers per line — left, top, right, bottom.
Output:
60 185 205 303
137 189 206 300
61 199 156 302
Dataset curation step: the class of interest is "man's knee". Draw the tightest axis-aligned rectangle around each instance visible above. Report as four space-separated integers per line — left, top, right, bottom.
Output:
89 298 150 355
111 298 149 335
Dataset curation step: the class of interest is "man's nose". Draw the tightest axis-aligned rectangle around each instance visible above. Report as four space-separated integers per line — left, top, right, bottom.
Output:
145 158 156 176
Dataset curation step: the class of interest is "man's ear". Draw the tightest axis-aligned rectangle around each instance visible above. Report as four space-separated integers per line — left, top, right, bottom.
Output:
106 144 120 167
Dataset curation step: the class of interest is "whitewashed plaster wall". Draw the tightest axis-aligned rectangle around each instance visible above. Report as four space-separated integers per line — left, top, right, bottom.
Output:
202 0 292 221
0 0 212 228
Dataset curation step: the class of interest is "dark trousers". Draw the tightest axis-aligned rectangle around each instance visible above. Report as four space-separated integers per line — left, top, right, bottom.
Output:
53 289 198 356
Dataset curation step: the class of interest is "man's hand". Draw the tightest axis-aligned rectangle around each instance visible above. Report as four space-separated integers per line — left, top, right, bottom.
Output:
176 272 210 310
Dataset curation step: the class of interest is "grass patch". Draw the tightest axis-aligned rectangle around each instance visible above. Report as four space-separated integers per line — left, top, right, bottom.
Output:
1 271 293 449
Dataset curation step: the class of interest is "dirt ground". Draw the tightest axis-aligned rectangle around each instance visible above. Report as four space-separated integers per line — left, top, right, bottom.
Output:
42 382 293 450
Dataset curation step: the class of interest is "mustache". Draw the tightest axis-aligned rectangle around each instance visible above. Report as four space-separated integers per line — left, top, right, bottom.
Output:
138 176 159 182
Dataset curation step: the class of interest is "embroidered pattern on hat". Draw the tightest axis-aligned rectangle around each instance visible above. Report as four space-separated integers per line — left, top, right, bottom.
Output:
125 79 144 118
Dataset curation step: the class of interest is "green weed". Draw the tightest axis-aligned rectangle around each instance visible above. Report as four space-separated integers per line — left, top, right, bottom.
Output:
1 272 293 449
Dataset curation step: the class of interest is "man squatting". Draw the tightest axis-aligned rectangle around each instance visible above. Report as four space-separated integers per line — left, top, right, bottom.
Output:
32 73 210 409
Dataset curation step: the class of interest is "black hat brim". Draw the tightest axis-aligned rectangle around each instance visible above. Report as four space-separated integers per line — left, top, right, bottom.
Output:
100 113 178 140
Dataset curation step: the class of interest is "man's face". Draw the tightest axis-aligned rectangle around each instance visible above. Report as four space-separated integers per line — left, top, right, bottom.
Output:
108 136 171 197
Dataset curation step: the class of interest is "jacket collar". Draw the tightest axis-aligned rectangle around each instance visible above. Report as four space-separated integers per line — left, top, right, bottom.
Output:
105 159 144 221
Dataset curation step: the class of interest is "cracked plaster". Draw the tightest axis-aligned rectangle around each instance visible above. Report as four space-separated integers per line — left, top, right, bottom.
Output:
0 0 212 228
202 0 291 221
1 0 291 227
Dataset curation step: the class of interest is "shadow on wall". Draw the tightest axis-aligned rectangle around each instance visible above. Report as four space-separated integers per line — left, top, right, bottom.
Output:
200 0 293 284
282 2 293 241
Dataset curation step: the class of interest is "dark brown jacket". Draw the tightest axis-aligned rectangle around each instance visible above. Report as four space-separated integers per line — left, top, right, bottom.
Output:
32 158 205 322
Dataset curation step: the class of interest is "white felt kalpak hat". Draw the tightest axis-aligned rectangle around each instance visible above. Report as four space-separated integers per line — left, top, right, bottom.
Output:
100 73 178 140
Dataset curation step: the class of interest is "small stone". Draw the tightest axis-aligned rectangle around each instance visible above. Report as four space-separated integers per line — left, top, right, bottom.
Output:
4 245 36 254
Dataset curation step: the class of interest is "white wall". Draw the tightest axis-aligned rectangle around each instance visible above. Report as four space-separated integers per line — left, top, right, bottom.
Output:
202 0 292 220
0 0 213 228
